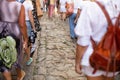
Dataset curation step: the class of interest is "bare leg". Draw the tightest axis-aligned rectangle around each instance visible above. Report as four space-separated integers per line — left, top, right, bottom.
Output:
24 46 30 61
25 43 33 65
16 68 25 80
3 70 12 80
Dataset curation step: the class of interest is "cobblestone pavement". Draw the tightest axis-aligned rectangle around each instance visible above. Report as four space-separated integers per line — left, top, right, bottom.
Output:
23 13 87 80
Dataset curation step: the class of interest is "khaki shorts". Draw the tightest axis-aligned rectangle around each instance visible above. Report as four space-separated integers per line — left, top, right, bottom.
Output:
81 66 119 77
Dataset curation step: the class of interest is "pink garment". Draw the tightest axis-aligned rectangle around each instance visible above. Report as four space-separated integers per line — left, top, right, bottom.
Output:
48 5 55 18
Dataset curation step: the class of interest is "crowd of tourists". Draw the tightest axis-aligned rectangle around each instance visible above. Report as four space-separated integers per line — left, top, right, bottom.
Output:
0 0 120 80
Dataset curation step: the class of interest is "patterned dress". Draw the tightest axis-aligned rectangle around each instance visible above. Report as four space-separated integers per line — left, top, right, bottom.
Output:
0 0 24 71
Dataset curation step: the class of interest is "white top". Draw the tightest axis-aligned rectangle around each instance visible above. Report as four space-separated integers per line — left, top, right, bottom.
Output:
74 0 120 66
73 0 83 13
0 0 22 22
66 0 82 13
59 0 67 12
23 0 33 20
79 0 92 10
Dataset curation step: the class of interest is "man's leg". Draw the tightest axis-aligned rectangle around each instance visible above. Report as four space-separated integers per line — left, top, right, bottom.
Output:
69 13 76 39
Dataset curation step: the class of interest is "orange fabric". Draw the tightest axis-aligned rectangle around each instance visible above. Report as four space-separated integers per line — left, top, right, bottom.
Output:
36 0 43 17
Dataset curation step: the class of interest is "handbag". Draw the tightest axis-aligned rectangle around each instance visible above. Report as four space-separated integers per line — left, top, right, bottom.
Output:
29 30 37 43
89 1 120 74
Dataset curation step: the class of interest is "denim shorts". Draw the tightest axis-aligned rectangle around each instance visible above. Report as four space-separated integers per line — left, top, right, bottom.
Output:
26 20 32 37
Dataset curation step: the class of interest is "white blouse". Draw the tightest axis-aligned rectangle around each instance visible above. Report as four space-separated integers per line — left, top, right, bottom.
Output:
74 0 120 66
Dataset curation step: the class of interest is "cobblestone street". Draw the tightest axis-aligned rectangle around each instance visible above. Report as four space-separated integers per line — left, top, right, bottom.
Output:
23 13 86 80
0 0 120 80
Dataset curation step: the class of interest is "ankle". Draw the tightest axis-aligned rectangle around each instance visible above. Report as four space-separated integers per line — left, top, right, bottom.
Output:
17 70 25 80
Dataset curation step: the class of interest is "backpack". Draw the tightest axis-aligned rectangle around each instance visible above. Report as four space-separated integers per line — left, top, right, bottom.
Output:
89 1 120 74
0 36 17 68
0 21 17 68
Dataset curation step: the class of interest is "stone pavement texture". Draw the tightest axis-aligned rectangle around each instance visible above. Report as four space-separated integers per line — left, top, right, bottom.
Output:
29 13 86 80
23 13 87 80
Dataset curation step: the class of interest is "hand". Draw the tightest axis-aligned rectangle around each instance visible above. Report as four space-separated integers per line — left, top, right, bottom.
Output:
74 19 77 24
33 29 36 32
75 64 82 74
23 40 28 50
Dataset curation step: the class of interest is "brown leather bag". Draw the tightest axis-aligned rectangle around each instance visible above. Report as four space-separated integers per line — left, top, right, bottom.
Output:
90 1 120 74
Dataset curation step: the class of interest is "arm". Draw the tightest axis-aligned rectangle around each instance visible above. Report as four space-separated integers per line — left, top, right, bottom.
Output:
74 8 81 24
75 44 88 74
74 3 92 74
18 5 28 45
28 10 36 31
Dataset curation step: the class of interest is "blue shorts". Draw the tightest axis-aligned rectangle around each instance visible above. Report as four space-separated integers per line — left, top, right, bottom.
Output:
26 20 32 37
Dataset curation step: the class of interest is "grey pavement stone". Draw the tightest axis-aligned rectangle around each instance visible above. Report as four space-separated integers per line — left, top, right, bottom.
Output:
30 13 87 80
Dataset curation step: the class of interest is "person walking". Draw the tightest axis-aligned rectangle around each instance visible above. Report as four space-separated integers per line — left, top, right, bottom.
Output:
48 0 56 19
75 0 120 80
59 0 67 21
66 0 82 42
0 0 28 80
23 0 36 66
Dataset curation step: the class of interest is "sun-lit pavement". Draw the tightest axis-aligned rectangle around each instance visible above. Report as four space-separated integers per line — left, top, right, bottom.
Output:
23 13 86 80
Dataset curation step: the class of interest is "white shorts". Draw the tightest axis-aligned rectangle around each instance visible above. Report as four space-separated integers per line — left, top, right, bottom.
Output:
81 66 119 77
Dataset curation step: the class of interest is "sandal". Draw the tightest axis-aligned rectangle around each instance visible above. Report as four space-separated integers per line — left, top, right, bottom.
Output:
26 58 33 66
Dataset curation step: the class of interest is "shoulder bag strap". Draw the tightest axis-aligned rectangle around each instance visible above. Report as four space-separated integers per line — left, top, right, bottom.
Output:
95 1 113 27
115 13 120 26
96 1 120 76
91 1 113 49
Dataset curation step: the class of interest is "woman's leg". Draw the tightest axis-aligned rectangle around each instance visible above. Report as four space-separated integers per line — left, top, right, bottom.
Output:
25 21 33 65
3 70 12 80
16 68 25 80
69 13 76 39
24 45 31 61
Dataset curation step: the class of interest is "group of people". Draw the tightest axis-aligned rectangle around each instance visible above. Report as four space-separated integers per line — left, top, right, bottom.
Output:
58 0 120 80
41 0 59 19
0 0 40 80
0 0 120 80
